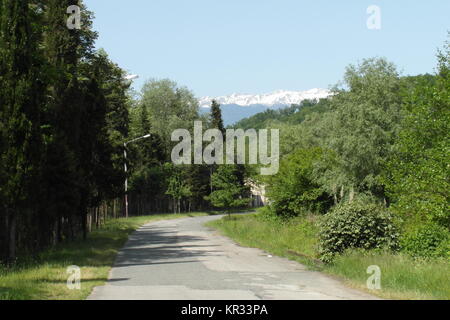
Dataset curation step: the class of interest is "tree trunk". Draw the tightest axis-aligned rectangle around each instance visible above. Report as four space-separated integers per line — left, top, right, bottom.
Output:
88 212 92 233
349 186 355 203
8 211 16 264
69 216 74 241
95 207 99 229
82 208 87 240
102 203 105 225
1 213 7 262
56 215 62 243
210 168 213 193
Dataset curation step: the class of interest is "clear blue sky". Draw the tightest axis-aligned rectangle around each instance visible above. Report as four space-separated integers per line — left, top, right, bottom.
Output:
84 0 449 97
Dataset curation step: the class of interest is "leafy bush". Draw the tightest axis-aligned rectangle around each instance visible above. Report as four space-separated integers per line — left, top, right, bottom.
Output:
401 222 449 258
266 148 333 218
257 206 280 223
319 200 399 263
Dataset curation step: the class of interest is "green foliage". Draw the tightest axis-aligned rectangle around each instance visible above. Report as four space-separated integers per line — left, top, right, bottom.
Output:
165 164 192 214
261 58 404 207
266 148 332 217
0 0 137 261
233 98 331 130
84 50 133 195
235 53 448 267
205 165 250 213
126 79 217 214
400 222 450 258
130 165 165 197
128 79 214 213
0 0 46 261
166 176 192 201
137 79 201 156
286 99 333 125
385 41 450 227
210 100 225 134
319 200 399 263
314 58 402 199
256 206 281 223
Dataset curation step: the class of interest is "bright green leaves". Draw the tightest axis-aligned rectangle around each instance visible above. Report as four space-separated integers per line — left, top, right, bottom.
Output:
266 148 332 218
385 41 450 227
205 165 250 213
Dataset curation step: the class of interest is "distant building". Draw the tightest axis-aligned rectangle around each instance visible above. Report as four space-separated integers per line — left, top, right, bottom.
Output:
246 179 268 207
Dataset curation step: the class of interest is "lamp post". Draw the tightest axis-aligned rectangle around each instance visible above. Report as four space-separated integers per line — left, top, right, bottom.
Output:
124 134 151 218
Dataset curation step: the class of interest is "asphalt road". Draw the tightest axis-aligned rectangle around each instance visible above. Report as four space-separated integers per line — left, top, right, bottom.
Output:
88 215 378 300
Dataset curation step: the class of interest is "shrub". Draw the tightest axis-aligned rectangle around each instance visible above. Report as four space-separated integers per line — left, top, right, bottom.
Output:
266 148 333 218
401 222 450 258
257 206 280 223
319 200 399 263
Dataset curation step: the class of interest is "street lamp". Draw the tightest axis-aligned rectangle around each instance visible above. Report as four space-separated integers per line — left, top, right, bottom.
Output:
124 74 139 81
124 134 151 218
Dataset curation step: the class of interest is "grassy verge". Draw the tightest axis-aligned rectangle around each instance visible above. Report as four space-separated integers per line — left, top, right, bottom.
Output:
0 212 209 300
327 250 449 300
206 213 450 300
206 213 321 268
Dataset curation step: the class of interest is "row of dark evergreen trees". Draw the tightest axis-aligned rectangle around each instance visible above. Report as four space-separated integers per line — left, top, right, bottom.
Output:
0 1 255 264
0 1 131 263
125 94 250 216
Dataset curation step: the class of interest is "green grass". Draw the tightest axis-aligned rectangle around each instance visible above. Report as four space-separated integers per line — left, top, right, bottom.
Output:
206 214 321 268
206 213 450 300
0 212 209 300
327 250 450 300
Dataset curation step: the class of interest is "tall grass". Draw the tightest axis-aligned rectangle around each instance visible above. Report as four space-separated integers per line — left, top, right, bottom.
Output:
207 214 321 267
328 250 450 300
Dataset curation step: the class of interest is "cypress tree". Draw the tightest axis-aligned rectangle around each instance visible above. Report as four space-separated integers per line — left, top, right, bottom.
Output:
210 100 225 135
208 99 247 200
0 0 45 262
42 0 98 240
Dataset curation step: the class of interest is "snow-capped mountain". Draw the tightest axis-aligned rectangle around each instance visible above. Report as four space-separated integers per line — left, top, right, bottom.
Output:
199 88 331 109
199 88 331 125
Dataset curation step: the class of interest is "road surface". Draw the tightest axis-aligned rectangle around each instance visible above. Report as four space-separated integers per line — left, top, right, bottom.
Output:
88 215 378 300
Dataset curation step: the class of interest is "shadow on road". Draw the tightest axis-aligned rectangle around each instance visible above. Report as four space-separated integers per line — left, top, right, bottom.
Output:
113 226 224 268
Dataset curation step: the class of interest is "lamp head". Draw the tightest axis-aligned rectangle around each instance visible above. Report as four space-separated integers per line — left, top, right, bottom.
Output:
125 74 139 81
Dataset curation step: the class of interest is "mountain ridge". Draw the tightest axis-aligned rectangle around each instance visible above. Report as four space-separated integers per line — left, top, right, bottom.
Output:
199 88 331 125
199 88 331 109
